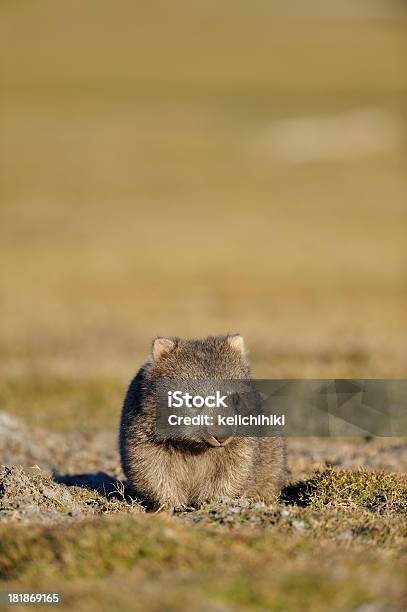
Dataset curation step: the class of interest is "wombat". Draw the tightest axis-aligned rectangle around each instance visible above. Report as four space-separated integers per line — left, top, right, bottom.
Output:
120 334 285 510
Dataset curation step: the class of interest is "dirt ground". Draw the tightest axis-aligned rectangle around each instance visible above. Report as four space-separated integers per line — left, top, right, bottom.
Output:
1 411 406 611
1 410 406 524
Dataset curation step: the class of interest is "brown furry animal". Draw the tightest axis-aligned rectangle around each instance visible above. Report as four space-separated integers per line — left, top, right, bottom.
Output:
120 335 285 510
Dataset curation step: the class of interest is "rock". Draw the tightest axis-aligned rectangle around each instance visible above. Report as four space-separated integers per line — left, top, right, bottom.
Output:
291 519 307 530
337 530 353 541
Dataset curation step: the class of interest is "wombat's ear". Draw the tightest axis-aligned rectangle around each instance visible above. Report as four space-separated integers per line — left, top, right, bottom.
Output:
227 334 246 356
152 337 177 361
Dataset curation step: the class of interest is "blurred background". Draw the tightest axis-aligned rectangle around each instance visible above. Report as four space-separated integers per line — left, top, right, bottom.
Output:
1 0 406 432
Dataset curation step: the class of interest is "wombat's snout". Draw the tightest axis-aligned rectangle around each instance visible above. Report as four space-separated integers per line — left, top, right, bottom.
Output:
204 434 234 447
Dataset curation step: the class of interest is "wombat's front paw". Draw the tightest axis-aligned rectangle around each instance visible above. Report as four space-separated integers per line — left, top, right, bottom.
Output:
153 500 192 513
173 504 196 513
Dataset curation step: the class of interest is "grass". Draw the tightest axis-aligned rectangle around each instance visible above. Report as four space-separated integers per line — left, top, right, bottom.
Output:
0 1 406 609
283 467 407 513
0 1 406 392
1 468 406 610
1 443 406 610
0 375 124 432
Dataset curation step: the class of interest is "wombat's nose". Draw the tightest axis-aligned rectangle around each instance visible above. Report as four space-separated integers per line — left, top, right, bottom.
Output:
213 435 233 446
204 434 234 447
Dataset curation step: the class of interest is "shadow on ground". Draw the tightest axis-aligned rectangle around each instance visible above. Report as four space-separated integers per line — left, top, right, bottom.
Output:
54 471 316 509
55 472 129 499
53 472 151 508
280 480 313 507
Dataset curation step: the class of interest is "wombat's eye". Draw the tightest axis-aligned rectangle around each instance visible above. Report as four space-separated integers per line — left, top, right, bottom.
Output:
232 393 241 408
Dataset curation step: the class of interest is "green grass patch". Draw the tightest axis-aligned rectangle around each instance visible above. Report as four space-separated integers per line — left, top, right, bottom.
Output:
283 467 407 514
1 513 406 611
0 375 124 431
0 514 237 581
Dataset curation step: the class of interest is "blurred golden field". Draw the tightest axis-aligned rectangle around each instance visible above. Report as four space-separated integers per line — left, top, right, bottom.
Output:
0 0 406 431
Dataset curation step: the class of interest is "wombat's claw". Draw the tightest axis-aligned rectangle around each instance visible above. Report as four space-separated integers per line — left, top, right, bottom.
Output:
170 504 196 513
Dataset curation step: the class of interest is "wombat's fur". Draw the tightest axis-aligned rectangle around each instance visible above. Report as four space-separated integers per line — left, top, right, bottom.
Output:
120 335 285 510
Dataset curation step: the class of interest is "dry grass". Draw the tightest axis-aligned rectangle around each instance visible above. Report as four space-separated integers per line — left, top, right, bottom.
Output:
286 467 407 513
1 416 406 610
1 1 406 392
1 467 407 610
0 1 406 609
